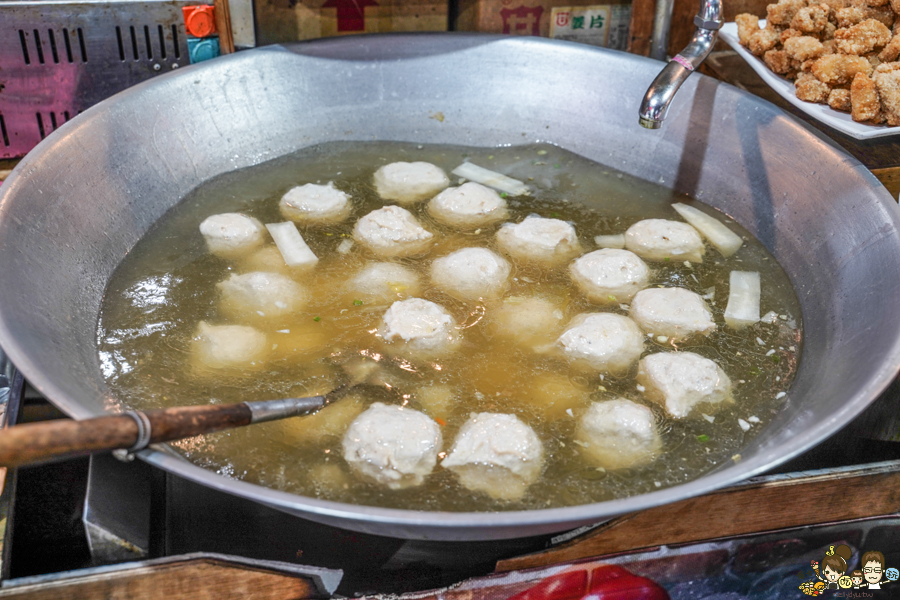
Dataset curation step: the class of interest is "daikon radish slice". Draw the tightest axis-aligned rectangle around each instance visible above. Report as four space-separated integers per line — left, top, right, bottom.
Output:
266 222 318 268
724 271 760 329
594 234 625 249
672 203 743 258
451 162 529 196
337 239 354 254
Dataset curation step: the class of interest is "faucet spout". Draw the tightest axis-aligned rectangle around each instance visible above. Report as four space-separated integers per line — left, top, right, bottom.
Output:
638 0 723 129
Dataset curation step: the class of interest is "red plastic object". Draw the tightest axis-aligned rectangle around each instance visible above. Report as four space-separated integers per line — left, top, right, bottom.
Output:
508 565 669 600
182 6 217 38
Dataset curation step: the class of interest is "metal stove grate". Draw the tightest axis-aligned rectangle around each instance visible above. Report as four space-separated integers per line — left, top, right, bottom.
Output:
0 1 199 159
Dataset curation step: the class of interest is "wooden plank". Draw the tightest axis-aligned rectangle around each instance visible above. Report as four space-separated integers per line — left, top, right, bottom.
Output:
0 158 18 182
496 464 900 572
667 0 697 58
626 0 656 56
0 558 322 600
871 167 900 200
722 0 770 20
214 0 236 54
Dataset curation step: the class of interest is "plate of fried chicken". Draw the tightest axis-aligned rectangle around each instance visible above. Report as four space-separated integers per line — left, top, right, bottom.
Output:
720 0 900 140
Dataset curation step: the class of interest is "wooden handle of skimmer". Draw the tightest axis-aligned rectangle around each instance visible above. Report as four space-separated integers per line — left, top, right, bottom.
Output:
0 404 253 468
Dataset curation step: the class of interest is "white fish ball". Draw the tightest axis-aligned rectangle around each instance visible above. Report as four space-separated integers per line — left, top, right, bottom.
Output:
442 412 543 501
192 321 267 370
496 215 582 266
488 296 566 349
570 248 650 304
342 403 442 489
630 287 715 340
427 182 509 228
217 271 307 322
556 313 645 375
379 298 460 360
373 161 450 204
636 351 732 418
347 262 421 304
353 206 434 258
279 182 352 224
199 213 265 259
576 399 662 469
625 219 705 263
430 247 511 301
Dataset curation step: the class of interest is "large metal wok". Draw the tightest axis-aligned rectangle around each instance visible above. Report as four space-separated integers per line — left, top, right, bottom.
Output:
1 34 900 541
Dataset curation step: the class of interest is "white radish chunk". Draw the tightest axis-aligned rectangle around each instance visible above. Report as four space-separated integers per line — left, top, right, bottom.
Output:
266 222 318 268
724 271 761 329
337 239 354 254
594 234 625 249
672 203 743 258
451 162 529 196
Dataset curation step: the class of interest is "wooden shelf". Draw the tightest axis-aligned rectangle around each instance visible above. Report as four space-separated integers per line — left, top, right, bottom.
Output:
497 460 900 573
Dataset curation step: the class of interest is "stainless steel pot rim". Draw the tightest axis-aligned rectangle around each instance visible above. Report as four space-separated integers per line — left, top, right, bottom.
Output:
3 34 900 540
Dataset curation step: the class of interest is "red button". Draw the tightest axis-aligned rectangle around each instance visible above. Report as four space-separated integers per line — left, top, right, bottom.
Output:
183 6 217 38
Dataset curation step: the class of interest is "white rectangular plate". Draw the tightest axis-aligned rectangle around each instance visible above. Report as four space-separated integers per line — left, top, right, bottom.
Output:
719 21 900 140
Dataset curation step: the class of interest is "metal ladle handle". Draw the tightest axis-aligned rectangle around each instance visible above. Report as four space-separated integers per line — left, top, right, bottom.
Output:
0 395 328 468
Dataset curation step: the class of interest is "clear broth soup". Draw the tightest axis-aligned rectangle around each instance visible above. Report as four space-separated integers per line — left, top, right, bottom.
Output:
96 141 801 512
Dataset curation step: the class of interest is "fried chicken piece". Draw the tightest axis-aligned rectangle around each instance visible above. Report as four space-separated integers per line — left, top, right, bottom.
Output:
823 38 839 52
851 71 882 120
792 4 831 32
875 60 900 73
820 0 848 10
823 21 837 38
879 34 900 60
768 0 809 26
796 73 833 101
866 0 888 7
835 18 892 53
874 67 900 124
736 13 761 45
781 27 804 42
836 4 894 26
785 35 826 60
891 0 900 15
835 5 866 26
811 53 873 84
749 28 782 55
828 88 853 109
765 49 795 74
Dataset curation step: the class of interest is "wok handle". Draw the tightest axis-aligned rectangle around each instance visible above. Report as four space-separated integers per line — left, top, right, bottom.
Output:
0 404 252 468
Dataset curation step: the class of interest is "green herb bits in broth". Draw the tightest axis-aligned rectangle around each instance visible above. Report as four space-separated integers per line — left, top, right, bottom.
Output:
96 141 802 512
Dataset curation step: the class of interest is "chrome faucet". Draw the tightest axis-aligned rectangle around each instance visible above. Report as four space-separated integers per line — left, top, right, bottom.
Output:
638 0 723 129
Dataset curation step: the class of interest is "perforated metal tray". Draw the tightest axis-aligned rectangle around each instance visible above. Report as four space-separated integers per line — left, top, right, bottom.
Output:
0 1 201 158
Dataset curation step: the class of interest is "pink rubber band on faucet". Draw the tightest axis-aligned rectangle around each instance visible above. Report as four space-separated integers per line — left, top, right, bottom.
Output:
672 55 694 71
